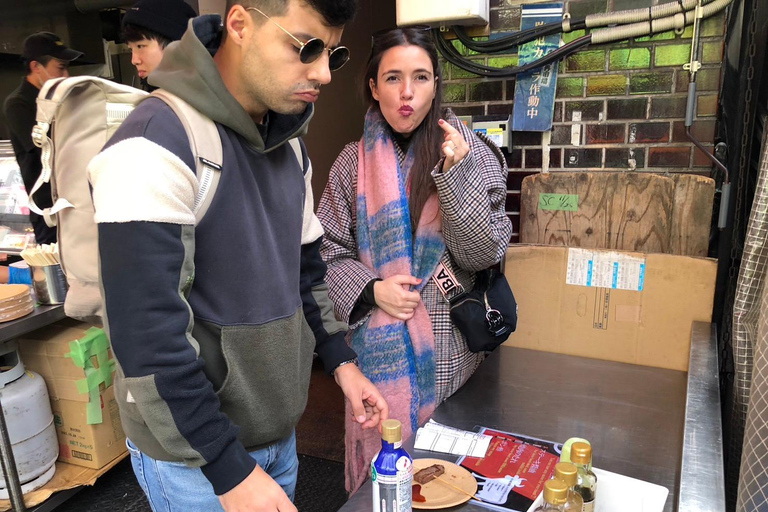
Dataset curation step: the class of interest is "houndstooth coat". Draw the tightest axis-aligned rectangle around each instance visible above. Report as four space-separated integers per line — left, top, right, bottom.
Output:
317 112 512 404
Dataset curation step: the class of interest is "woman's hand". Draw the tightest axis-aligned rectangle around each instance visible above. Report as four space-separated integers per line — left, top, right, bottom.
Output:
373 275 422 320
439 119 469 172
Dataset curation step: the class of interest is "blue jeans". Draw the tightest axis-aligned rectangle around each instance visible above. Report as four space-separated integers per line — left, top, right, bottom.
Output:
126 431 299 512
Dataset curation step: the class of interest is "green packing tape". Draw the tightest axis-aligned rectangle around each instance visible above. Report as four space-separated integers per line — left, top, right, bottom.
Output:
65 327 116 425
75 367 103 395
86 386 103 425
65 328 111 368
95 348 115 388
66 328 115 389
86 327 110 354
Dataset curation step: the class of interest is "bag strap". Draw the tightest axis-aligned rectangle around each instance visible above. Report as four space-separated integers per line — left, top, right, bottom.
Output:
432 261 466 301
288 138 303 171
148 90 223 223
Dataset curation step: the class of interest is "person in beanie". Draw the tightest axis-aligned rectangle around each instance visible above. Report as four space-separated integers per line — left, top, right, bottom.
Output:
3 32 83 244
122 0 197 89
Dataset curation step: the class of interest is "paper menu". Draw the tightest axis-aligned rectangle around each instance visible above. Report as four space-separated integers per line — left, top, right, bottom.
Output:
413 420 492 458
457 428 562 512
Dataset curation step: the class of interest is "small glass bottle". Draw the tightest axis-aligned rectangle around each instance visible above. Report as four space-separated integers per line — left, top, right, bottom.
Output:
372 419 413 512
533 479 569 512
571 442 597 512
553 462 584 511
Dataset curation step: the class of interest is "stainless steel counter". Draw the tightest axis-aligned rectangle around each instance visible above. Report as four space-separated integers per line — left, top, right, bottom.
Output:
340 343 689 512
678 322 725 512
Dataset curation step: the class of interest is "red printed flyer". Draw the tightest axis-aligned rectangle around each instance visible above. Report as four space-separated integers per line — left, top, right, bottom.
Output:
457 429 562 512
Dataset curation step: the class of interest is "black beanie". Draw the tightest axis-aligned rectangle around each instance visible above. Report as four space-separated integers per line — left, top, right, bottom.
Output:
122 0 198 42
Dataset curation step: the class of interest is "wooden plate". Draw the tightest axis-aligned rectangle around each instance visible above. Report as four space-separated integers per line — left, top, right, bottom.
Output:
0 285 31 301
412 458 478 510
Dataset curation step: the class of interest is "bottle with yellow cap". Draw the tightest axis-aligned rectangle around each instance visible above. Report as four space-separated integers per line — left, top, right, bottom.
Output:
372 419 413 512
570 442 597 512
553 462 584 511
533 479 569 511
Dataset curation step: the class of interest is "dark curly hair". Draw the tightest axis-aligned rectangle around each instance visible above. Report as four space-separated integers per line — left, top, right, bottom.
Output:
226 0 357 27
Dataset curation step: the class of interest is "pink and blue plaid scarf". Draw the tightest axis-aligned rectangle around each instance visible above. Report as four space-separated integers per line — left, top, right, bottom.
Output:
345 107 445 493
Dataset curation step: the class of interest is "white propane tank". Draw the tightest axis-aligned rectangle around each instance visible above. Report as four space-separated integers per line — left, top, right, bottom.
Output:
0 341 58 498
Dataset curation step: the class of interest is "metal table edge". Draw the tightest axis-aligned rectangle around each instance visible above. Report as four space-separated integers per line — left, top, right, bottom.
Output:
677 321 725 512
0 305 66 345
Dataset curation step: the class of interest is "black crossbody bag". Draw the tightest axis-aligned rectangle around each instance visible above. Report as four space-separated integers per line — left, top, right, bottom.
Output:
434 263 518 353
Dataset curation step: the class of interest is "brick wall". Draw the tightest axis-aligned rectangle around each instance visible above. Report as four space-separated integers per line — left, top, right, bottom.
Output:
441 0 727 243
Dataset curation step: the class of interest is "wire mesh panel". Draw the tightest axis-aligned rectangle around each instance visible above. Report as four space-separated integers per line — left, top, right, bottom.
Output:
735 109 768 512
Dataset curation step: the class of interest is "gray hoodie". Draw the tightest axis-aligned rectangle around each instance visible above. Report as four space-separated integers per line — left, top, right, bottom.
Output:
89 15 355 495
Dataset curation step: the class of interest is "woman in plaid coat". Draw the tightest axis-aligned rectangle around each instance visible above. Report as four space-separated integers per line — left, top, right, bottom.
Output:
316 26 512 492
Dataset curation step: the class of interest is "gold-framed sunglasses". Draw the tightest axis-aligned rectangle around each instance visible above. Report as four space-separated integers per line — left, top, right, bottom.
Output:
246 7 350 71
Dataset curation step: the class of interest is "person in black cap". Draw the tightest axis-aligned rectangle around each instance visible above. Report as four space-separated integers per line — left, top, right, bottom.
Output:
122 0 197 90
2 32 83 245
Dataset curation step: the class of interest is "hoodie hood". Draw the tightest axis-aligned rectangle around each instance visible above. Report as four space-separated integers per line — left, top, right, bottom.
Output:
148 15 313 152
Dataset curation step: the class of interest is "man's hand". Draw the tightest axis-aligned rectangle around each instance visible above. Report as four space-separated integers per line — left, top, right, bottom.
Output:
218 465 297 512
373 275 422 320
334 364 389 431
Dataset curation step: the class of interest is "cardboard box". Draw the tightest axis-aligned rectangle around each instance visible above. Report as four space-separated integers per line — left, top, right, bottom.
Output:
503 245 717 371
18 319 126 469
51 385 126 469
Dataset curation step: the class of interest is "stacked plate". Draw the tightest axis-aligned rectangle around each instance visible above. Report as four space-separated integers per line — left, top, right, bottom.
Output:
0 285 34 323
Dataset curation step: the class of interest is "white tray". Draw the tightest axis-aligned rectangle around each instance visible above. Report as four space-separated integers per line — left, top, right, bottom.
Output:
528 467 669 512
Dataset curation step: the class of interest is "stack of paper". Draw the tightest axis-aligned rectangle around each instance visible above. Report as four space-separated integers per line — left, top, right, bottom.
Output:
414 420 492 457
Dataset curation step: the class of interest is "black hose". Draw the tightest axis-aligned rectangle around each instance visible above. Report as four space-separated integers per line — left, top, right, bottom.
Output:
434 30 591 78
453 20 584 53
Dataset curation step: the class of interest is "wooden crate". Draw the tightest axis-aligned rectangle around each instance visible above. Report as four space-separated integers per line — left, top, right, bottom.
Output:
519 172 714 257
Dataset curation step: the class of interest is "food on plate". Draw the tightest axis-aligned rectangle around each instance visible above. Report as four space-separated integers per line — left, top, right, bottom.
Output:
413 463 445 485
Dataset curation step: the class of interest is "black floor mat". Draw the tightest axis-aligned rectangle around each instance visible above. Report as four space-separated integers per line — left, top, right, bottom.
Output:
50 454 347 512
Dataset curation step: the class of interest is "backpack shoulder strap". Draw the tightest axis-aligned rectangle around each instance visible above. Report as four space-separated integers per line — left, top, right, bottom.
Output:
148 90 222 223
288 137 324 244
288 138 303 172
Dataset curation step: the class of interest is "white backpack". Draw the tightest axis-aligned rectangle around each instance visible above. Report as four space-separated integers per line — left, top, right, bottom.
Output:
30 76 303 325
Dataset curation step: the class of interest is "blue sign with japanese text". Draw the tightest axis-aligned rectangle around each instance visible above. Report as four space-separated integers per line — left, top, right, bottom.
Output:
512 3 564 132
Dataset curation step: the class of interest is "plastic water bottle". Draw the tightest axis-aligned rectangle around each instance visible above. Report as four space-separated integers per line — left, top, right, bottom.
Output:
372 419 413 512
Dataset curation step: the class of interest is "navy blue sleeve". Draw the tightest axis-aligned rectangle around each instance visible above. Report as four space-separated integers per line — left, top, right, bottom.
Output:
300 237 357 374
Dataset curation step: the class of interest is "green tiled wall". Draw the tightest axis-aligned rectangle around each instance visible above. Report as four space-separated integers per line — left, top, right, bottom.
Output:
441 0 726 242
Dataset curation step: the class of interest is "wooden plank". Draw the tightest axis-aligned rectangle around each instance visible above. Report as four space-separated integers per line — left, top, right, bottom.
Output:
520 172 675 253
670 174 716 257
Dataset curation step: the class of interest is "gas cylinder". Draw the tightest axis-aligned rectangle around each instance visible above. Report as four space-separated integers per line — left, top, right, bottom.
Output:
0 341 58 498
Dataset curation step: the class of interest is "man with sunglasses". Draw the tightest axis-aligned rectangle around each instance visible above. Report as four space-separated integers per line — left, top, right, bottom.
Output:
87 1 387 511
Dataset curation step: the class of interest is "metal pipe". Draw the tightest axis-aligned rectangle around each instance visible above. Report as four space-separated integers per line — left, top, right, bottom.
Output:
0 396 26 512
686 126 729 179
74 0 133 13
718 183 731 229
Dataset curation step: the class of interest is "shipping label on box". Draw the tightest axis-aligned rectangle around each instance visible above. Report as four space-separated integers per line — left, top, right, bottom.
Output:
504 245 717 371
565 248 646 291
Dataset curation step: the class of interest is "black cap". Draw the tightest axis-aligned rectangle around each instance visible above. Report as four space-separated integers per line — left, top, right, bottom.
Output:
22 32 83 62
122 0 197 42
